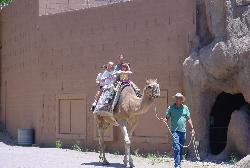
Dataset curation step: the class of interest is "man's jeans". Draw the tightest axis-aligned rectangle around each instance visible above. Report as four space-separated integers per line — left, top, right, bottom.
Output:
172 131 186 168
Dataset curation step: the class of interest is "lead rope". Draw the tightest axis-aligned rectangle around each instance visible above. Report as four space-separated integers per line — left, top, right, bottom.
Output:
192 131 201 161
154 106 201 161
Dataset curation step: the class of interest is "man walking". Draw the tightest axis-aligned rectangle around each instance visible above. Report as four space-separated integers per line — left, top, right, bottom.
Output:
161 93 195 168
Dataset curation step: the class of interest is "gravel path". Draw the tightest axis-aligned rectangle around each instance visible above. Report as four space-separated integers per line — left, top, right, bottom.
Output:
0 130 234 168
233 155 250 168
0 141 234 168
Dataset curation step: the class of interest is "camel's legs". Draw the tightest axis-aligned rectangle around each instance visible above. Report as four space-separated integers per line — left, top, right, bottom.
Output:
97 118 103 161
97 117 110 165
119 120 134 167
97 125 103 161
121 123 131 144
127 119 138 167
125 143 134 167
103 116 119 126
128 117 138 137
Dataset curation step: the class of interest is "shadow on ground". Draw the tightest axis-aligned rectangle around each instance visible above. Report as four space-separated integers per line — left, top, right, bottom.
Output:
0 122 17 146
81 162 125 167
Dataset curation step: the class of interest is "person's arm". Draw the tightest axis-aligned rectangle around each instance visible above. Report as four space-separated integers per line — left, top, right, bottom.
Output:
113 70 121 75
186 106 195 134
119 70 132 74
188 118 195 134
188 118 194 132
163 117 169 122
160 117 168 122
96 73 101 84
160 106 171 122
125 70 132 74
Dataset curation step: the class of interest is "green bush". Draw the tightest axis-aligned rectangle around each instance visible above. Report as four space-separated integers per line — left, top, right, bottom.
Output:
55 139 63 149
72 143 82 152
229 153 239 164
146 153 170 165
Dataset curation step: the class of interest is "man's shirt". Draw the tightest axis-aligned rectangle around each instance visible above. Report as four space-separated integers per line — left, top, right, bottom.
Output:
165 104 190 132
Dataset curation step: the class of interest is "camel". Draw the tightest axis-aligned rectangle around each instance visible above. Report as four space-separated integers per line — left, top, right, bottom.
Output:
94 79 160 167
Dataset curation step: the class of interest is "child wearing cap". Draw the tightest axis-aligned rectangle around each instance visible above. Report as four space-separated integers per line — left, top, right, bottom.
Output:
115 63 132 84
114 63 141 96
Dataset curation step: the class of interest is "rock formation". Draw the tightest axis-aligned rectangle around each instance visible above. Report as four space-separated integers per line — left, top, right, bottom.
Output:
183 0 250 159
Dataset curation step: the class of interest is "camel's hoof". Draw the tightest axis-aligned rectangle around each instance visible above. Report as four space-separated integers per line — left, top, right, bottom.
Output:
123 160 128 167
129 162 135 168
125 140 131 145
124 138 131 145
102 160 110 165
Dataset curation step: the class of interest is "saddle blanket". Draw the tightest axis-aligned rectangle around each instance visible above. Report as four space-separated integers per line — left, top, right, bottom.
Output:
93 83 129 116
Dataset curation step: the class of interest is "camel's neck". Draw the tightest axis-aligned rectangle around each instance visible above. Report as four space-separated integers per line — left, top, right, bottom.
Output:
134 92 154 115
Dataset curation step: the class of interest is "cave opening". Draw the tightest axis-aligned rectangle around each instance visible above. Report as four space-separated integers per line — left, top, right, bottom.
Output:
209 92 247 155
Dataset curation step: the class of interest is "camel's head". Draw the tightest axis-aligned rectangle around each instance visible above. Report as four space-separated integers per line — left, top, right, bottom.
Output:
144 79 161 98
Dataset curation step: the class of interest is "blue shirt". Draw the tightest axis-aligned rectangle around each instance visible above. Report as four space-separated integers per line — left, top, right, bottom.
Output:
165 104 190 132
114 64 122 80
114 64 122 72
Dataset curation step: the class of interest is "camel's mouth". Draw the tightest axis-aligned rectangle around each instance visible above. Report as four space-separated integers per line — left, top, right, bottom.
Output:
154 93 160 98
152 84 160 98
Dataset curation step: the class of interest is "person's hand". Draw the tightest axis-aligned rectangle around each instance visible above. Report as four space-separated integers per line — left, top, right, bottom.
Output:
160 118 166 122
191 128 195 135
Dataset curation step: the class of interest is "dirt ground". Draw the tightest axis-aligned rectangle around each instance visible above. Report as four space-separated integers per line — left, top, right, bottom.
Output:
0 142 234 168
0 129 234 168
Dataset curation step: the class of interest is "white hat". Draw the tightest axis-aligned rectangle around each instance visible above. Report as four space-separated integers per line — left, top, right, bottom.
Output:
108 61 114 66
172 93 186 102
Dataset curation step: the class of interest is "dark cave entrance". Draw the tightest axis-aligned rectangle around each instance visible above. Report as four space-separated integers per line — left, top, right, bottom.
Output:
209 92 247 155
